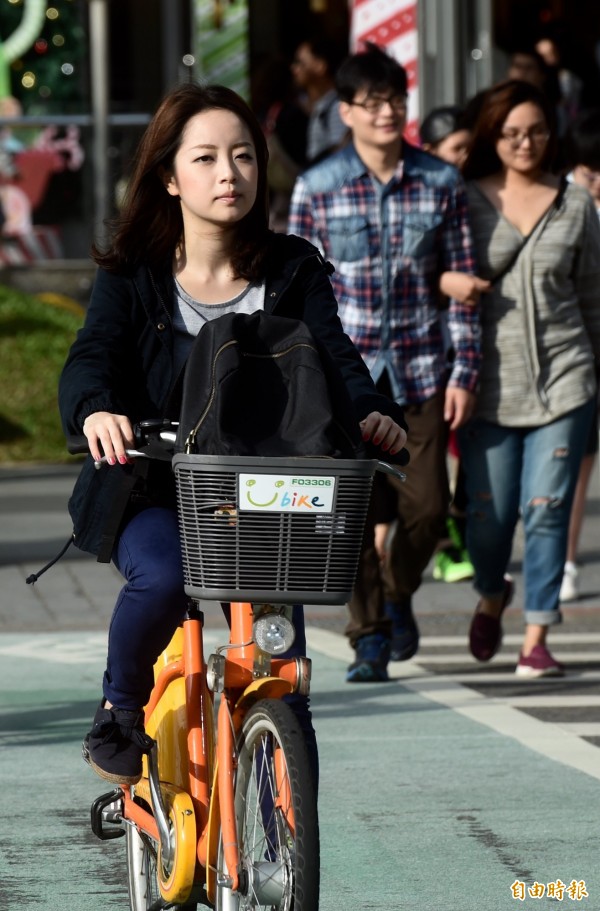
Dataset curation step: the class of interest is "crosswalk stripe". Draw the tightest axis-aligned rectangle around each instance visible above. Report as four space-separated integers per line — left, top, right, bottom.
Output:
415 651 600 664
415 633 600 646
407 670 600 684
506 694 600 707
401 674 600 781
558 723 600 736
306 625 600 781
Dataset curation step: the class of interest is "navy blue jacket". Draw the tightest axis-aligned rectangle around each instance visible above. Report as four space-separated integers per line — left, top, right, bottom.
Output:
59 233 407 559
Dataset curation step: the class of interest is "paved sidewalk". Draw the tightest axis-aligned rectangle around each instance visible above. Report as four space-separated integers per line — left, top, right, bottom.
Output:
0 465 123 632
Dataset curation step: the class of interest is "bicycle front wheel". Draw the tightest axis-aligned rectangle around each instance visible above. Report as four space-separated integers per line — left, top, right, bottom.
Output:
216 698 320 911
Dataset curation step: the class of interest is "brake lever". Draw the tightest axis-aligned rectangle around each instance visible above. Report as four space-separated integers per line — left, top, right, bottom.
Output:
376 461 407 483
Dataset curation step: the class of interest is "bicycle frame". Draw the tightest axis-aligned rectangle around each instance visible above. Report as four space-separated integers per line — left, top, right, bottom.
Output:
120 598 308 907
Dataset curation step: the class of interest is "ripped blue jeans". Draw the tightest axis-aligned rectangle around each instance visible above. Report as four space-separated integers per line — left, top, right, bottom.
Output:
458 399 595 626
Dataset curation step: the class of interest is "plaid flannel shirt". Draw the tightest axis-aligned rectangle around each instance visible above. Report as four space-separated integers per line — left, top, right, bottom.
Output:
288 142 481 405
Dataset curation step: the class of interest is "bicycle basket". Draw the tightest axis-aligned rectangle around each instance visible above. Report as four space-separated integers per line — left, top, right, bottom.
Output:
172 454 376 604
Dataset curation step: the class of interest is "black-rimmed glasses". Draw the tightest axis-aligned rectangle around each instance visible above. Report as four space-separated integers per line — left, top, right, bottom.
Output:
499 127 550 147
349 94 408 115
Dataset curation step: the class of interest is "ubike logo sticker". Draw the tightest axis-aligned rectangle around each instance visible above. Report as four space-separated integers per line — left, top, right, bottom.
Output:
238 474 336 513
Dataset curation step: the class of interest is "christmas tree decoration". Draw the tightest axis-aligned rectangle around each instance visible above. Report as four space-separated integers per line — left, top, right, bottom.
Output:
0 0 86 110
0 0 47 99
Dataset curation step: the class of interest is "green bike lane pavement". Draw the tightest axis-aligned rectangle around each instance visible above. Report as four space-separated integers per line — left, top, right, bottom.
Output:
0 629 598 911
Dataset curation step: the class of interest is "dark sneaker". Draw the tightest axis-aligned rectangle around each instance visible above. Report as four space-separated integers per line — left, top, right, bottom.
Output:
469 576 514 662
82 702 155 785
346 633 391 683
385 598 420 661
516 645 565 678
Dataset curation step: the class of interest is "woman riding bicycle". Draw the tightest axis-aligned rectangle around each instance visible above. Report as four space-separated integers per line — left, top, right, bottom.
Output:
58 83 407 786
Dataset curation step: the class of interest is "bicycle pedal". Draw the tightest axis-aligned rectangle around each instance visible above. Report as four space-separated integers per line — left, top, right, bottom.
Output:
90 788 126 840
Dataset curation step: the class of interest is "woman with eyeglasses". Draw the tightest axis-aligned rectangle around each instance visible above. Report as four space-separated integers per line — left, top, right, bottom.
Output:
458 79 600 678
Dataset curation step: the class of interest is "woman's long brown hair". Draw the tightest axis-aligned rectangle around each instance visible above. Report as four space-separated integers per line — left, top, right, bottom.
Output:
93 83 271 278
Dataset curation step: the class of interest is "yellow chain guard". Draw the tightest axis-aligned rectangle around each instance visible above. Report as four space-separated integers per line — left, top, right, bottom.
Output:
134 781 197 904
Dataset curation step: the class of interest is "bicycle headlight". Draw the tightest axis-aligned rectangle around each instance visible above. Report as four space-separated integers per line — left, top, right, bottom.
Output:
253 613 295 655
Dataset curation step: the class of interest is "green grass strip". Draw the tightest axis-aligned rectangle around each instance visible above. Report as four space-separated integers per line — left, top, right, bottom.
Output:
0 285 82 463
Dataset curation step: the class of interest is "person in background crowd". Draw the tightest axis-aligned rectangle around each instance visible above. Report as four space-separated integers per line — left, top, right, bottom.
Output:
460 80 600 677
506 49 565 135
253 54 308 230
507 48 556 95
420 104 471 170
535 28 583 130
289 43 485 683
291 36 349 164
419 103 476 585
557 108 600 602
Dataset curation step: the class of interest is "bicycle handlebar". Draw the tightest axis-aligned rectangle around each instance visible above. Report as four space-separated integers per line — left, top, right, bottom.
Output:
66 419 178 464
67 418 406 481
375 461 406 482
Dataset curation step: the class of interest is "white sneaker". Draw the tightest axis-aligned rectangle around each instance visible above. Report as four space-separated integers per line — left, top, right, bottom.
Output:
559 561 579 602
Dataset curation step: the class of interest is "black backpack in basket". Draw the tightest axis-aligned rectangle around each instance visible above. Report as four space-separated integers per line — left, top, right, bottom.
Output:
174 310 362 459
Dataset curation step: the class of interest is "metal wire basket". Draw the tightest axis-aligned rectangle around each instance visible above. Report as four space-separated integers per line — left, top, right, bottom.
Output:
173 454 376 604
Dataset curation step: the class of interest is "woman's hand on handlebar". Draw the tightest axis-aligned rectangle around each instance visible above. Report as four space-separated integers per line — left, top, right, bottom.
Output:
359 411 407 456
83 412 135 465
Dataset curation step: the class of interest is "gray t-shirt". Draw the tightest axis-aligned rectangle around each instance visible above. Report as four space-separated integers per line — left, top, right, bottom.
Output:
172 277 265 377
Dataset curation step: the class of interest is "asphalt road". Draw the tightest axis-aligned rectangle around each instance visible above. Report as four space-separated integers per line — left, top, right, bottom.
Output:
1 464 600 910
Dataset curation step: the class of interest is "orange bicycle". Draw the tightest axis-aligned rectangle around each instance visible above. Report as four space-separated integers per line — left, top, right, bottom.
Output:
80 421 394 910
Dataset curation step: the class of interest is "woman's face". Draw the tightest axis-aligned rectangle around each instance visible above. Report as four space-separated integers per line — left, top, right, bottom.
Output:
495 102 550 176
165 108 258 230
430 128 471 169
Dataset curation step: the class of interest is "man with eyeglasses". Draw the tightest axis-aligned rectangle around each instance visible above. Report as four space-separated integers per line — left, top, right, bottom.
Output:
289 43 483 683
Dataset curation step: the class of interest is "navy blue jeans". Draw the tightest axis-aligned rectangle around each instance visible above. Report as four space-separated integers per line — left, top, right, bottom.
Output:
104 506 318 780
